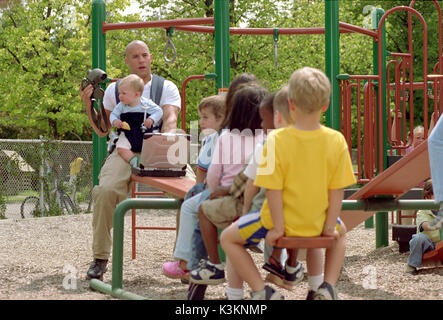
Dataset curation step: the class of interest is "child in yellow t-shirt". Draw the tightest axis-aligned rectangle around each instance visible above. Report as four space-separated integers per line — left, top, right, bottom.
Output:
220 67 356 300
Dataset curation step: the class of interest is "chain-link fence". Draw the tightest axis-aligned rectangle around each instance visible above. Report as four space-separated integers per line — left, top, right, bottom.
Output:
0 139 93 218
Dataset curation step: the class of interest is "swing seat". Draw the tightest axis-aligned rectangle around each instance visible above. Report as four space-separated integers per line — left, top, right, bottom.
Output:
422 241 443 264
276 236 335 249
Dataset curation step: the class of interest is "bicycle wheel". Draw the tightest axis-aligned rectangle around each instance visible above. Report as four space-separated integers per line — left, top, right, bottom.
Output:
60 191 76 215
20 196 42 219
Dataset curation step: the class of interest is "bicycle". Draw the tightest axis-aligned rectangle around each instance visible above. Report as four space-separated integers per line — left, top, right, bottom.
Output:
20 190 76 218
20 157 77 218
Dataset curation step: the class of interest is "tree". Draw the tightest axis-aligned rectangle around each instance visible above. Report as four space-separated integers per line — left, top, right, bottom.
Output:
0 0 439 142
0 0 131 140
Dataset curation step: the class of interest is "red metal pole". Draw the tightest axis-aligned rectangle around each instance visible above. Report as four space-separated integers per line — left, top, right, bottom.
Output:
338 22 377 38
174 24 376 37
180 75 206 131
102 17 214 33
356 81 362 181
378 6 427 173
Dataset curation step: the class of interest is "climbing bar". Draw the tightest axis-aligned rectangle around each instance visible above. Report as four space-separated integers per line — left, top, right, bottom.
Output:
338 22 377 38
174 22 377 37
102 17 214 33
174 26 330 35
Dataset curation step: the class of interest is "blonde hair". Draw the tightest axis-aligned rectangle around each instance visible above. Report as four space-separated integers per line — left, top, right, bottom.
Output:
413 125 424 136
288 67 331 114
273 85 293 123
118 74 144 94
198 95 226 121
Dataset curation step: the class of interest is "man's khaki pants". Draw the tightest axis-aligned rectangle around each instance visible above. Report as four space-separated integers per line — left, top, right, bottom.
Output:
92 151 133 260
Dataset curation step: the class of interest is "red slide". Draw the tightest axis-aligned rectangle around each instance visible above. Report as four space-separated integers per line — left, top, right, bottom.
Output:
341 140 430 231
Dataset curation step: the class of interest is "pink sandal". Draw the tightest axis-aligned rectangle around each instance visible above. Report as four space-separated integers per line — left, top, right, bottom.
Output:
162 261 189 279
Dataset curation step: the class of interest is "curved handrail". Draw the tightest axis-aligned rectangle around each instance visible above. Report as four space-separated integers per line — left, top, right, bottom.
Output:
377 6 428 173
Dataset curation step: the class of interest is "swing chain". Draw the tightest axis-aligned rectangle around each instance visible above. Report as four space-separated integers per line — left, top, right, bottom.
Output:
211 34 216 65
273 28 279 68
163 27 177 64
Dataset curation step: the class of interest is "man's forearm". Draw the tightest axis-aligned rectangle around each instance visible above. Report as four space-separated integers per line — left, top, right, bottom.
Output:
161 105 179 133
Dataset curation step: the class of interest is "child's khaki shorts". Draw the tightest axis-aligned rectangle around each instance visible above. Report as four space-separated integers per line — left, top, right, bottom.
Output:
200 196 243 229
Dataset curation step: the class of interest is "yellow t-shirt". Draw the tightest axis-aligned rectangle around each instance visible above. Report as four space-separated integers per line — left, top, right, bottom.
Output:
416 210 441 243
254 126 356 237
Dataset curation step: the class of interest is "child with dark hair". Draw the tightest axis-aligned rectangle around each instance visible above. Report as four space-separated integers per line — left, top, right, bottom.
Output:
189 83 268 285
220 73 258 129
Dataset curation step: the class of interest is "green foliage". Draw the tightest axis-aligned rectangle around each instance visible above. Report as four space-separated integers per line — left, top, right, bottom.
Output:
0 0 441 143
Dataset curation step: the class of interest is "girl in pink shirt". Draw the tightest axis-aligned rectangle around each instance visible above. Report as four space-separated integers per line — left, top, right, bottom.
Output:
206 128 263 192
190 82 268 285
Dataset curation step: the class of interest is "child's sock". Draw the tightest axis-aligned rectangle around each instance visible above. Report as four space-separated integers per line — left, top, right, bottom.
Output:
285 261 301 274
226 287 244 300
308 273 324 291
207 260 224 270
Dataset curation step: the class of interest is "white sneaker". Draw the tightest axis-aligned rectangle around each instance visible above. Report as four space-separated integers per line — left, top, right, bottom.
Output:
313 282 338 300
249 285 284 300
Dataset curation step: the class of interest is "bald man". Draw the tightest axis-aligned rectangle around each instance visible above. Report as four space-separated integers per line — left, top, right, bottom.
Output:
80 40 184 280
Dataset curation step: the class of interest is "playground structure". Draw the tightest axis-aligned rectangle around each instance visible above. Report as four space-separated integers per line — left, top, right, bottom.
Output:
87 0 443 299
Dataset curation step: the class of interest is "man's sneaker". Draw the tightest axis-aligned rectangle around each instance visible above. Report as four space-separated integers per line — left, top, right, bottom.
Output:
249 285 284 300
428 211 443 230
86 259 108 280
190 260 225 285
283 261 304 286
162 261 189 279
313 282 338 300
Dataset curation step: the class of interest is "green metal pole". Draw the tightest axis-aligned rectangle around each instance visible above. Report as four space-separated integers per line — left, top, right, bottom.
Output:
89 198 437 300
372 8 389 248
89 198 181 299
214 0 230 91
373 8 388 172
341 199 439 211
214 0 230 263
111 198 181 290
91 0 107 186
325 0 340 130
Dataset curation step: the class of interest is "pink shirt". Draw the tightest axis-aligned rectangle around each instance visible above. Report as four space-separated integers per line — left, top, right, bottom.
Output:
206 129 264 193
